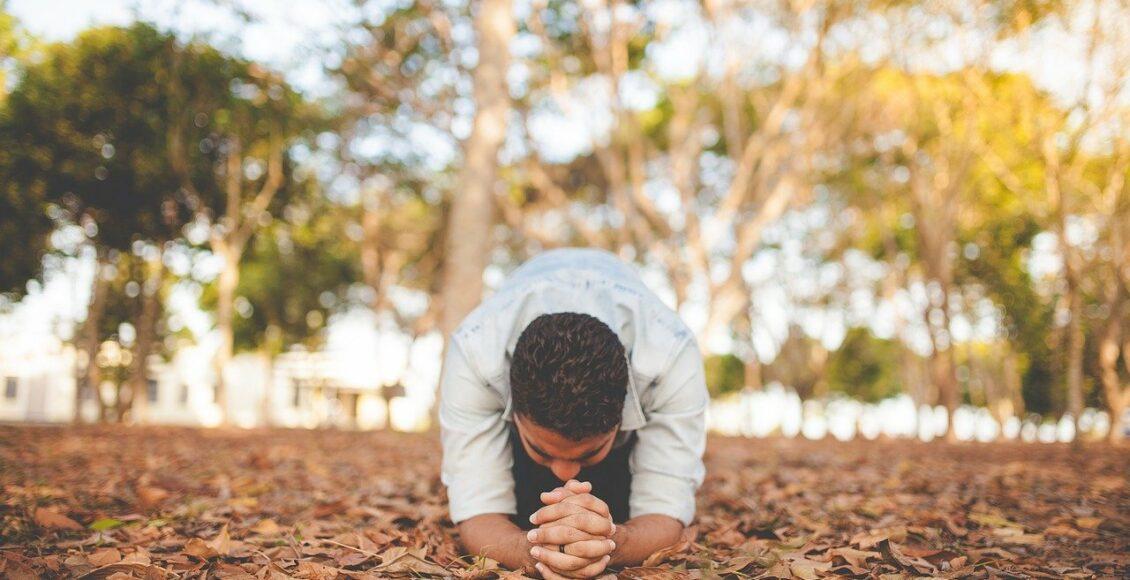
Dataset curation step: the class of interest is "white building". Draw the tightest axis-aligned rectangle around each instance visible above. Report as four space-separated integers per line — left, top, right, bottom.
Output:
0 337 429 431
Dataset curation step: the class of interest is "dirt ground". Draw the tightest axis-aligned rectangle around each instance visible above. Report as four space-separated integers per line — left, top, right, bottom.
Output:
0 426 1126 578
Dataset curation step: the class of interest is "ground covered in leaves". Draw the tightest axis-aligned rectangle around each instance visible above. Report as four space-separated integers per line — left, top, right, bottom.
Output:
1 426 1126 579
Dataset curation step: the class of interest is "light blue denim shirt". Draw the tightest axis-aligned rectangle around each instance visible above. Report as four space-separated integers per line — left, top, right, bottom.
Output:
439 248 707 525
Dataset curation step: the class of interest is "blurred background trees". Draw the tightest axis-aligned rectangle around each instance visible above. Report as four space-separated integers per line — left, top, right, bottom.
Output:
0 0 1126 441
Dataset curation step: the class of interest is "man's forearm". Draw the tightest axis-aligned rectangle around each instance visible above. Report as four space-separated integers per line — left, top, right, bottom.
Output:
457 514 537 573
608 514 684 567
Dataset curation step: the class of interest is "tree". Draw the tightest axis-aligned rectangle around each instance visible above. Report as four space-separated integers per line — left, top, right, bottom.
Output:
826 328 904 404
0 23 194 421
166 40 317 424
497 0 865 365
202 200 358 425
439 0 514 338
848 66 1075 438
0 7 50 302
967 0 1129 438
704 353 744 398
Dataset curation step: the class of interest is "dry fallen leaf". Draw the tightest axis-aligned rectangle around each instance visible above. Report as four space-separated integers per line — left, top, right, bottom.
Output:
250 518 282 535
1074 517 1103 529
372 547 448 576
183 538 218 560
136 486 170 508
617 567 688 579
828 546 881 567
207 524 233 556
33 507 84 531
86 548 122 567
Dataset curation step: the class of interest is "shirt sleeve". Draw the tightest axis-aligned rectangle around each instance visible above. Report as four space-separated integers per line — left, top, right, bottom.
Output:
628 338 708 525
438 338 517 524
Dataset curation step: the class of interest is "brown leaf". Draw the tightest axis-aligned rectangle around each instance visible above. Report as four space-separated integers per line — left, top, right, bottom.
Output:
122 548 152 565
966 547 1017 563
335 551 371 567
207 524 234 557
34 507 84 531
762 561 792 579
969 512 1021 530
76 562 169 580
878 540 934 573
999 533 1044 545
0 553 40 580
296 561 340 580
617 567 688 579
183 538 219 560
250 518 283 536
829 546 881 567
87 548 122 567
1074 517 1103 529
372 547 447 576
314 499 348 518
136 486 170 508
851 525 907 549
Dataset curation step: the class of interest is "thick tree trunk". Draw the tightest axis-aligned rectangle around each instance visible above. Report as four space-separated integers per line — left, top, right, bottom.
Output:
438 0 513 339
214 244 242 425
74 248 110 424
125 250 166 423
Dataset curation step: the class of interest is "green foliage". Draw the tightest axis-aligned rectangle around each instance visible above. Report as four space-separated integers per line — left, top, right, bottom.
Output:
0 138 51 299
0 23 192 251
0 8 48 299
202 205 360 355
169 40 317 222
826 328 903 403
704 353 745 398
0 2 33 95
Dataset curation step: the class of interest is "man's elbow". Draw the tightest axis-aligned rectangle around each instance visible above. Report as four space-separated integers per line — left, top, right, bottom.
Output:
652 514 686 545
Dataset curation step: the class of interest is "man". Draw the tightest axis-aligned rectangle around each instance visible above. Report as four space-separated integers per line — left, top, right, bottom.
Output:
440 248 707 579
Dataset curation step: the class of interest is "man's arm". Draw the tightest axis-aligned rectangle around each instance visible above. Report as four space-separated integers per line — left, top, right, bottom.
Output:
457 514 537 573
627 338 708 527
607 514 683 567
439 340 519 530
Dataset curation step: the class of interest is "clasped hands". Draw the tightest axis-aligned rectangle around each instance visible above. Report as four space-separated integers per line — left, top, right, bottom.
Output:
526 479 617 579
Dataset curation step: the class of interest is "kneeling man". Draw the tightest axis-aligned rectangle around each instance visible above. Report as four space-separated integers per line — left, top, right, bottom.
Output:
440 248 707 578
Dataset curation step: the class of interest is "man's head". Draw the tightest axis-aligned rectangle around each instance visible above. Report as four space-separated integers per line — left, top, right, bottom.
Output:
511 312 628 481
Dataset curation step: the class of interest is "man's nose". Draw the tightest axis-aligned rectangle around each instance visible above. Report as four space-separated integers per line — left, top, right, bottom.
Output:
551 461 581 482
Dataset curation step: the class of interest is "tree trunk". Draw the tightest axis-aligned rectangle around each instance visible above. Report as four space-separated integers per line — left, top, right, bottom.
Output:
261 353 275 428
126 250 166 423
74 247 110 424
1099 285 1125 443
214 244 242 425
744 357 763 391
438 0 513 339
1064 264 1085 442
998 347 1024 426
920 278 959 442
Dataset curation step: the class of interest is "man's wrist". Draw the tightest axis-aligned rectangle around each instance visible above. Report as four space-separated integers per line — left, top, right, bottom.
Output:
608 521 632 567
513 531 538 572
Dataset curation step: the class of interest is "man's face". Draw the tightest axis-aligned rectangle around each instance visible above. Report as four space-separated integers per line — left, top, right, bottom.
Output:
514 414 619 482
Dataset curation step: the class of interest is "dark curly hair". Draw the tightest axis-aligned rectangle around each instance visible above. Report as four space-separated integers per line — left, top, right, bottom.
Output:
510 312 628 440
